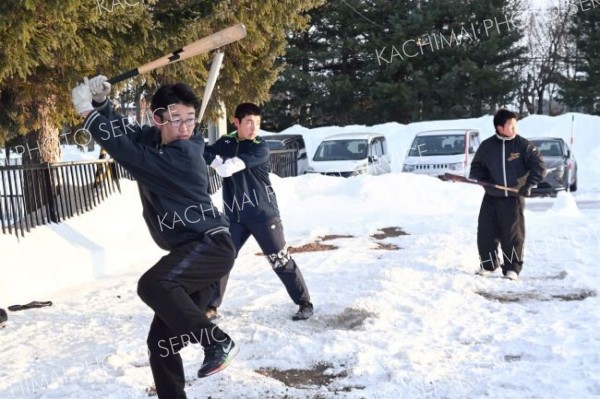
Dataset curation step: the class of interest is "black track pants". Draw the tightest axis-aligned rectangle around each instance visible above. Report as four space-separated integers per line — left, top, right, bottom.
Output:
137 230 235 399
208 217 311 308
477 194 525 275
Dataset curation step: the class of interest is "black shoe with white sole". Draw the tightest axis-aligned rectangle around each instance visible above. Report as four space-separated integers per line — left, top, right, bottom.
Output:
197 336 239 378
292 302 314 321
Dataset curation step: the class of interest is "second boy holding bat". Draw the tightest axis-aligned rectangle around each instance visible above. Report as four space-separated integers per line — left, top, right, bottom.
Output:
204 103 314 321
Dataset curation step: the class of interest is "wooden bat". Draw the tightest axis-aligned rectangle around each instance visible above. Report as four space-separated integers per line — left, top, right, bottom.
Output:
198 51 225 123
443 173 519 193
107 24 246 84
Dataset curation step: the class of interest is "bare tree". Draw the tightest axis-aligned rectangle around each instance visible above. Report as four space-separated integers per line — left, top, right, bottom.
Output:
516 0 574 115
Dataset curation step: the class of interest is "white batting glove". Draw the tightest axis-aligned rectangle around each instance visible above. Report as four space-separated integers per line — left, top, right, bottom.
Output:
211 155 232 177
71 78 94 115
89 75 111 103
210 155 229 177
224 157 246 174
210 156 246 177
210 155 224 168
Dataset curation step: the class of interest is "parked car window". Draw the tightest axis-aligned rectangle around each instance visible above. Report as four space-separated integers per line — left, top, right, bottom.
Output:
408 134 467 156
533 141 564 157
469 133 480 154
381 138 389 156
314 139 368 161
265 140 283 150
373 139 384 157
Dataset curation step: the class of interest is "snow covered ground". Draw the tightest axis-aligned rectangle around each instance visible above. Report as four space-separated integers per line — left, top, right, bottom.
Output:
1 113 599 399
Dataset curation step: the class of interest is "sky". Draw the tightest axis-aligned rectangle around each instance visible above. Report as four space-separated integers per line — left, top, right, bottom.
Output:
1 112 599 398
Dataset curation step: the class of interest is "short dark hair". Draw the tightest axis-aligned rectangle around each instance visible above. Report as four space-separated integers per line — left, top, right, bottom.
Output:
493 109 517 132
151 83 200 119
234 103 261 120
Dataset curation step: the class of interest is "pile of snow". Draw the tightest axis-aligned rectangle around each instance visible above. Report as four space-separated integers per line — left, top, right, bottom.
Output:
282 112 600 194
61 145 102 162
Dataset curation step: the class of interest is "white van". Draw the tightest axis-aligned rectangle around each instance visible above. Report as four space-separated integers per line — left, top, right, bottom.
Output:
402 129 480 177
307 133 391 177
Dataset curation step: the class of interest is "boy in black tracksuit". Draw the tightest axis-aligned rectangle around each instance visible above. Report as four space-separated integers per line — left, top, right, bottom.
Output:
470 109 546 280
204 103 313 320
71 76 239 399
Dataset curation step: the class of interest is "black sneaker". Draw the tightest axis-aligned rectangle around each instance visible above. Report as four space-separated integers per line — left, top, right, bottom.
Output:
292 302 313 321
197 337 239 378
205 306 218 321
0 308 7 328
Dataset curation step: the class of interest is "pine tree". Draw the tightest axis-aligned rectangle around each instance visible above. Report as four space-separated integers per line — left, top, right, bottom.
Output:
0 0 154 216
0 0 154 163
0 0 321 216
369 0 526 121
562 1 600 114
266 0 527 128
265 0 384 128
135 0 324 125
0 0 323 160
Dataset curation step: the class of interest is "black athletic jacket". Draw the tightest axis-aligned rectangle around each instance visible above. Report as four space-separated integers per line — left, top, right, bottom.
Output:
204 133 279 224
83 100 229 251
470 134 546 197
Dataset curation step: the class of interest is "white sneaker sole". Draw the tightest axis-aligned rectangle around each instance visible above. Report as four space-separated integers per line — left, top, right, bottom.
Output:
505 272 519 281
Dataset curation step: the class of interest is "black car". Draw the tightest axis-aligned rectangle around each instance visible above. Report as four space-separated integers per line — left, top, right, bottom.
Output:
529 137 578 196
261 134 309 175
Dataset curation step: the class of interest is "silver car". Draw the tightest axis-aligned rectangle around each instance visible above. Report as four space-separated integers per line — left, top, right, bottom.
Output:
529 137 578 196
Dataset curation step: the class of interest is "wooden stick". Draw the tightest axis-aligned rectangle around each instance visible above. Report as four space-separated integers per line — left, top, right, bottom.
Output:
443 173 519 193
107 24 246 84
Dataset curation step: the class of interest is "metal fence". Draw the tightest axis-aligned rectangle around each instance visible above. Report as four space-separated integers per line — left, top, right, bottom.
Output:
0 159 132 238
1 149 299 238
207 167 222 195
270 149 298 178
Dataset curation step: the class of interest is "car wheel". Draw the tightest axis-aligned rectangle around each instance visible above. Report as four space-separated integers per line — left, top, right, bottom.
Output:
570 179 577 192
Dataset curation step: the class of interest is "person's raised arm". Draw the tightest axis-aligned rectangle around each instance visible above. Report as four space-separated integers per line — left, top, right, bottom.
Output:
88 75 144 143
71 79 148 168
236 139 269 169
